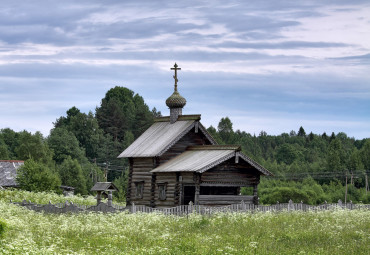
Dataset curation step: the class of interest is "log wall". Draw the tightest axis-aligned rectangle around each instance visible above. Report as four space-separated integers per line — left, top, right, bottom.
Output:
130 157 154 206
155 173 177 207
199 195 254 206
201 158 261 185
181 172 195 184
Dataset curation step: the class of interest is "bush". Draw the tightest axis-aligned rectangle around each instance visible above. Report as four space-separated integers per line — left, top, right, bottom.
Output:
16 159 61 193
0 218 6 238
261 186 311 204
359 192 370 204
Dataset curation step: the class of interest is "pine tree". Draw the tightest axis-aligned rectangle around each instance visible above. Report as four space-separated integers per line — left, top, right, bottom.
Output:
297 126 306 137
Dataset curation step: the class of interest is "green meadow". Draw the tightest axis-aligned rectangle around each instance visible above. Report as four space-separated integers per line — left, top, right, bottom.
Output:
1 191 369 255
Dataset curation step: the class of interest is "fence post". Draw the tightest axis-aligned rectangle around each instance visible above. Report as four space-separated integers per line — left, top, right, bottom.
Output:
300 201 303 211
338 199 342 208
132 203 136 213
241 200 246 211
288 199 293 211
350 201 353 210
107 191 113 207
189 201 193 214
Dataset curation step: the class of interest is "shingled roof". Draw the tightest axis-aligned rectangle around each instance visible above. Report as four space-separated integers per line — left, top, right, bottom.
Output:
118 115 216 158
0 160 24 187
151 146 272 176
91 182 119 192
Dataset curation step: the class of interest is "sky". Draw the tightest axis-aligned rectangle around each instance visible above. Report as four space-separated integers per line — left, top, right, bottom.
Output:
0 0 369 139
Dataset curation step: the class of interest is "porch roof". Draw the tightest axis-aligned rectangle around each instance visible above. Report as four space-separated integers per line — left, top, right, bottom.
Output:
151 146 272 176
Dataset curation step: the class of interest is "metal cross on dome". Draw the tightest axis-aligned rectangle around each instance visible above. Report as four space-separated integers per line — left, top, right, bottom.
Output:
171 63 181 92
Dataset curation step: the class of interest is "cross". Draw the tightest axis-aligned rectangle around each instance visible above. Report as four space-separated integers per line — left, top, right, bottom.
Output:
171 63 181 91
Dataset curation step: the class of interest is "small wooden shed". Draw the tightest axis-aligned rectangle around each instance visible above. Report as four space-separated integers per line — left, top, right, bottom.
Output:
118 63 272 207
91 182 119 206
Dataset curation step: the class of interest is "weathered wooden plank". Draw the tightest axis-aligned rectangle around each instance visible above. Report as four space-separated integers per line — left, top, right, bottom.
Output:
158 130 212 165
199 195 254 201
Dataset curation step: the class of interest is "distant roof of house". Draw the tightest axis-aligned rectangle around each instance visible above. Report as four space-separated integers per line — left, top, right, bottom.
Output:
118 115 216 158
151 146 272 176
0 160 24 187
60 185 75 191
91 182 119 192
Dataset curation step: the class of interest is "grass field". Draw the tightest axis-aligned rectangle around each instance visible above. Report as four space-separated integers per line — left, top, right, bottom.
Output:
0 190 369 254
1 204 369 254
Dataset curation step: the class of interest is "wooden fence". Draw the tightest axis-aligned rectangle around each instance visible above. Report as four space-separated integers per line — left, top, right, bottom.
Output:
11 199 370 215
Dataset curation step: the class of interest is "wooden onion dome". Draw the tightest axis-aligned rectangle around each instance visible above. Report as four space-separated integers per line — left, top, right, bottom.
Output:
166 63 186 123
166 91 186 109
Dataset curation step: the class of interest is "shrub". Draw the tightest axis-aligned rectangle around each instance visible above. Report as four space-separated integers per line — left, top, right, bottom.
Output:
16 159 61 193
261 186 311 204
0 218 6 238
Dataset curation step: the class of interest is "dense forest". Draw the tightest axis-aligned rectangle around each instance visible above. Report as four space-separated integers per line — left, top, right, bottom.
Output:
1 86 369 204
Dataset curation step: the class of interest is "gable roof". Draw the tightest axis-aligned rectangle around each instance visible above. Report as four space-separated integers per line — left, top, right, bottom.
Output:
91 182 119 192
151 146 272 176
0 160 24 187
118 115 216 158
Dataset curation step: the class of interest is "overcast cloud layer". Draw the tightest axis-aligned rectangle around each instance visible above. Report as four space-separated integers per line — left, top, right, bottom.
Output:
0 0 369 139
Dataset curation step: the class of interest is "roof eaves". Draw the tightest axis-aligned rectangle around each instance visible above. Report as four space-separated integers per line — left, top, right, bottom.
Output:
178 115 201 121
198 122 217 145
91 182 119 192
197 151 236 173
154 114 201 122
188 145 241 151
154 116 170 122
238 153 273 176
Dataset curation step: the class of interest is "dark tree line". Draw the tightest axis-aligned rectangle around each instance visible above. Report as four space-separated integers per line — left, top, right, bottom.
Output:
208 117 370 203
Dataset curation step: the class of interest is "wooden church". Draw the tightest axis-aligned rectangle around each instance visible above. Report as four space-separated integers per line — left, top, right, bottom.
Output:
118 63 272 207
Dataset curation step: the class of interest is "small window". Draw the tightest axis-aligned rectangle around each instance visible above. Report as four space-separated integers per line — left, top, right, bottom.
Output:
5 171 13 180
135 181 144 199
158 183 167 200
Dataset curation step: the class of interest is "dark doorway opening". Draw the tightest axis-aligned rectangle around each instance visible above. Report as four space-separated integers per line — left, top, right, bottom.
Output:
183 186 195 205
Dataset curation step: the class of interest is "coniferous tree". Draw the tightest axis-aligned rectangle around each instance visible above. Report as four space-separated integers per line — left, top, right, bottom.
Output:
297 126 306 137
217 117 234 144
96 86 154 142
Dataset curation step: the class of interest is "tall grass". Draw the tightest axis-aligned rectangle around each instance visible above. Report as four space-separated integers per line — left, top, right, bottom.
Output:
0 189 97 205
0 198 369 254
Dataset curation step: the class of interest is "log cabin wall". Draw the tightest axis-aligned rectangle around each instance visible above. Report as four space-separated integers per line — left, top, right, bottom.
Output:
201 158 261 186
181 172 194 183
155 173 177 207
130 157 155 206
158 128 212 165
126 158 134 205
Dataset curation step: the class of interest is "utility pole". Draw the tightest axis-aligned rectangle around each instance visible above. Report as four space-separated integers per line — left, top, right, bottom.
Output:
104 162 109 182
345 172 348 204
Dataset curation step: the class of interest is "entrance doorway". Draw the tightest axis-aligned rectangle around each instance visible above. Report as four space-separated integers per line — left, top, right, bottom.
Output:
183 186 195 205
